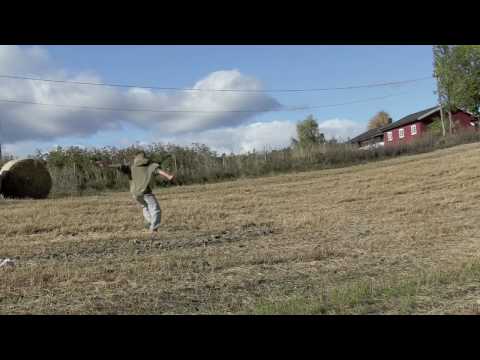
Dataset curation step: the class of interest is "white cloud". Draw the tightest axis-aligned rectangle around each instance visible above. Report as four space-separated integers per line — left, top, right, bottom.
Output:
317 118 366 141
0 46 281 146
2 140 45 157
0 45 51 75
162 120 297 154
159 118 363 154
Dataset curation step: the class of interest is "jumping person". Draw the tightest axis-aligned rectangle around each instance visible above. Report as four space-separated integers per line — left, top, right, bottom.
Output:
96 151 175 234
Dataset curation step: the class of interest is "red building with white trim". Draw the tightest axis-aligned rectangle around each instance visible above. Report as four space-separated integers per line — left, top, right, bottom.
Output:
350 106 479 148
382 106 477 146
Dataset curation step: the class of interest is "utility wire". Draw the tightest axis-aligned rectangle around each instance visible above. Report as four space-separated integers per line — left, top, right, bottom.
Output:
0 74 432 93
0 92 409 114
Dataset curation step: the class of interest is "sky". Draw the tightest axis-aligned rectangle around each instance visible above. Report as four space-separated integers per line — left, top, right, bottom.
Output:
0 45 438 156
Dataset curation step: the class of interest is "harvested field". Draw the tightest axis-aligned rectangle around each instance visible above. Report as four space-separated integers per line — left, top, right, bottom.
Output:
2 142 480 314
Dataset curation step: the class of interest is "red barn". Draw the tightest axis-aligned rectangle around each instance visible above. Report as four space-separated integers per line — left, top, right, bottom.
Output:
349 106 479 149
349 127 385 150
382 106 478 146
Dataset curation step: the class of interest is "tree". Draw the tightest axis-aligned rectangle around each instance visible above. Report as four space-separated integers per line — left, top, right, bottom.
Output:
327 137 338 144
367 111 392 130
434 45 457 134
449 45 480 117
433 45 480 134
426 116 445 137
292 115 325 148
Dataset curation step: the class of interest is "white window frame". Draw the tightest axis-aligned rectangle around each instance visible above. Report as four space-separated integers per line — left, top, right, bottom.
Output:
399 128 405 139
387 131 393 142
410 124 417 135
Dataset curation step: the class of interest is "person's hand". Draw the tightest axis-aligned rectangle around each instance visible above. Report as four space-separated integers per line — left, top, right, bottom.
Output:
168 174 176 182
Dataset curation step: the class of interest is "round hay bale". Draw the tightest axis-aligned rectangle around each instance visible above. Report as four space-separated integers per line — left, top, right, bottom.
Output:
0 159 52 199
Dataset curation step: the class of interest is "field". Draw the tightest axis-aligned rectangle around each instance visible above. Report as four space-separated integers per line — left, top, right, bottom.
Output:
2 142 480 314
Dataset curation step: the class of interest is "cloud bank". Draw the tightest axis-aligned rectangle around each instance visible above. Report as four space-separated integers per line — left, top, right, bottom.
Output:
162 118 365 154
0 46 364 156
0 45 280 144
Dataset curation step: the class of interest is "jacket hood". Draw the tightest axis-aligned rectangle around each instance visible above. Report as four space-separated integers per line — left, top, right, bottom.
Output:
133 153 150 167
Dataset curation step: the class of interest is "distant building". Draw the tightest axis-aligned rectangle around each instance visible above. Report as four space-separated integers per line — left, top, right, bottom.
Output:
350 106 479 149
382 106 478 146
349 127 385 150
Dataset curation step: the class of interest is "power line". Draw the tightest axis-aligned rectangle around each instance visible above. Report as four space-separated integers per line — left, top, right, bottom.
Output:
0 92 409 114
303 92 410 109
0 74 432 93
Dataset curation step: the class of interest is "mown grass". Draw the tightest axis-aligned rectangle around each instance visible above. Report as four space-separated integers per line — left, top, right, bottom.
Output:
2 142 480 314
251 262 480 315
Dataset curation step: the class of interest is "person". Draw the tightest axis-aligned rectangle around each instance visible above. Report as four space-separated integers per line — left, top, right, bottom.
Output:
96 151 175 234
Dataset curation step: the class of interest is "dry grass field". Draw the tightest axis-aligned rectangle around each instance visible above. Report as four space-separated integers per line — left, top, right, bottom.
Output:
2 142 480 314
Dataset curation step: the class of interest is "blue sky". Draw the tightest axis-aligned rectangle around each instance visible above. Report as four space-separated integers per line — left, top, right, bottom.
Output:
0 45 438 156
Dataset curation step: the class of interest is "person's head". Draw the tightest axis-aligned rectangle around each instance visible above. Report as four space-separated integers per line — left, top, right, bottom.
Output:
134 150 147 159
133 150 150 166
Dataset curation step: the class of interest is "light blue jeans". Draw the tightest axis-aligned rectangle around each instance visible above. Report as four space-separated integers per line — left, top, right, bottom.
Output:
135 193 162 231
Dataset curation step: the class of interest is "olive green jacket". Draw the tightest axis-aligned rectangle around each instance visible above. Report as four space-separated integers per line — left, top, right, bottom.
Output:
115 156 159 197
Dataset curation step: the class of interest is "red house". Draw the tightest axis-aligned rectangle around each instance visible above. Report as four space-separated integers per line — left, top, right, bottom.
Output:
350 106 479 149
349 127 385 150
382 106 478 146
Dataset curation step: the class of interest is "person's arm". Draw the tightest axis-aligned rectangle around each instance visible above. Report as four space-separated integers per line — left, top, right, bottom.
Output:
95 160 117 168
155 168 175 181
95 161 131 176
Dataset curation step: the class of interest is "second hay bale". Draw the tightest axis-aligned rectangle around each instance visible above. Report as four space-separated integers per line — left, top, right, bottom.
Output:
0 159 52 199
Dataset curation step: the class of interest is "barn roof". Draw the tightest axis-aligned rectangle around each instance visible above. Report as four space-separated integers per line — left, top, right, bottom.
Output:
382 106 440 132
349 127 385 144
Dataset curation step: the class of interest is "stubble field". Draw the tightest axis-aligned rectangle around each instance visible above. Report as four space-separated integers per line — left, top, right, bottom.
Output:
2 143 480 314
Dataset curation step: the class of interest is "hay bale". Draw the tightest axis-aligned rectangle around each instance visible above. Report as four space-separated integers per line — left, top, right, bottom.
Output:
0 159 52 199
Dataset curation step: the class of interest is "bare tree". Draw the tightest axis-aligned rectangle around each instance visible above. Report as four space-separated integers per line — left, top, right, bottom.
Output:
367 111 392 130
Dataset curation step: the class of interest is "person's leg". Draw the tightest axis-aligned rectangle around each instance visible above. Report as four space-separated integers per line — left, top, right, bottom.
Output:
134 195 152 227
144 193 162 232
